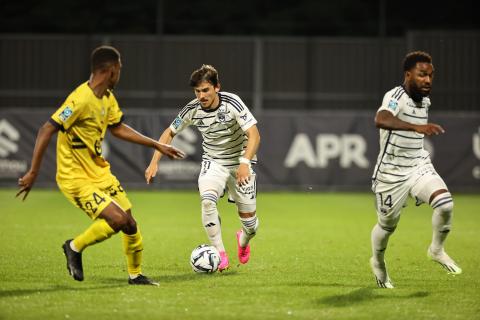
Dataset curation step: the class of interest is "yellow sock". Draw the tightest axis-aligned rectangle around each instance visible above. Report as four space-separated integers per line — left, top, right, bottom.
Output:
73 218 116 252
123 228 143 276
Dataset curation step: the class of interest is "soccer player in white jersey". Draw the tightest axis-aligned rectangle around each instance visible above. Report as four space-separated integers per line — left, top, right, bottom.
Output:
370 51 462 288
145 65 261 271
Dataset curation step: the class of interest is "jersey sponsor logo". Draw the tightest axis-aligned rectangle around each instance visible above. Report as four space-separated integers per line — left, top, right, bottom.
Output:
172 116 183 129
388 99 398 111
284 133 370 168
59 106 73 122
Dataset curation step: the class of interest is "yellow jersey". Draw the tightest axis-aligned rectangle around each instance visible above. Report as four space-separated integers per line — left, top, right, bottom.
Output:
50 81 124 182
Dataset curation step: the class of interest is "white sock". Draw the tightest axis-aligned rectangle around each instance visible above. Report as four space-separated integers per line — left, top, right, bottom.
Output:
201 193 225 252
430 192 453 253
371 223 393 264
70 241 80 253
239 215 259 247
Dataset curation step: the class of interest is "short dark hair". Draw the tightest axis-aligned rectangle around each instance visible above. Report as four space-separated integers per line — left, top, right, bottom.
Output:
90 45 121 72
403 51 432 71
189 64 219 87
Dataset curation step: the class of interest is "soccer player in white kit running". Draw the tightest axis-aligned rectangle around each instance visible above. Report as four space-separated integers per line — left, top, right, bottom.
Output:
145 65 261 272
370 51 462 288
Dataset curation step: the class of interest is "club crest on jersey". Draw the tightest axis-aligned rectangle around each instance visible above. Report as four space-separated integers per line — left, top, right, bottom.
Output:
217 110 228 123
172 116 182 129
59 106 73 122
388 100 398 111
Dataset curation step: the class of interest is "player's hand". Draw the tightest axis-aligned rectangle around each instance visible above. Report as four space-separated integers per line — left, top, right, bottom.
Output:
236 163 250 186
416 123 445 136
145 162 158 184
16 170 37 201
154 143 186 160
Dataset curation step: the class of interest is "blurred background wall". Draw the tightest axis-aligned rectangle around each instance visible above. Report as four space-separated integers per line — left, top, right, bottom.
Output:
1 31 479 111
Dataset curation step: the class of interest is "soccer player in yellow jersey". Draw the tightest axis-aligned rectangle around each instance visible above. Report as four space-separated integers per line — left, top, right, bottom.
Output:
16 45 185 285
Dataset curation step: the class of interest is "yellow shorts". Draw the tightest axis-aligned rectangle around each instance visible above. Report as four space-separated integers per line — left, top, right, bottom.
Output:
58 174 132 219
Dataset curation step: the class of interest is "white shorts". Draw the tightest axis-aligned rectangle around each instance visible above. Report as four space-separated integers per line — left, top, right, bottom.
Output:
198 160 257 210
372 163 448 228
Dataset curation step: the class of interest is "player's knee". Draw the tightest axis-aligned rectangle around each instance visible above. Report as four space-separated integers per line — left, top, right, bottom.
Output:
201 198 217 211
201 192 218 216
237 203 256 214
378 222 397 233
123 217 137 235
110 212 136 233
431 192 454 215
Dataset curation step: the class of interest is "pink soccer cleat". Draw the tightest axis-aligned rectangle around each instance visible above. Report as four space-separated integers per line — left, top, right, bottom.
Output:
218 251 230 272
236 230 251 264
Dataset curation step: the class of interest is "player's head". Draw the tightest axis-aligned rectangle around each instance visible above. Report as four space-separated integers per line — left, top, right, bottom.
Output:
190 64 219 88
190 65 221 109
403 51 434 101
90 45 122 90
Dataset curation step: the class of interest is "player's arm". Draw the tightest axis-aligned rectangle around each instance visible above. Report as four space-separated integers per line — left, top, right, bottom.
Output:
17 121 59 201
375 110 445 136
237 124 260 186
144 127 176 184
109 123 184 159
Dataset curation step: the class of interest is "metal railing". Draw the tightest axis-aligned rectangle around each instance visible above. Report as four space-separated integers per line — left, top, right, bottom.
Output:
1 31 478 111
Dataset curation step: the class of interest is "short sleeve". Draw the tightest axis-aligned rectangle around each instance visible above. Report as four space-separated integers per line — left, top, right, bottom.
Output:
378 91 401 117
50 98 85 131
170 102 195 134
228 94 257 131
107 94 124 127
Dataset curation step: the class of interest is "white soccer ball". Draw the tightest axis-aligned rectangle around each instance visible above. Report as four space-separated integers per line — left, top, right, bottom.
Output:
190 244 220 273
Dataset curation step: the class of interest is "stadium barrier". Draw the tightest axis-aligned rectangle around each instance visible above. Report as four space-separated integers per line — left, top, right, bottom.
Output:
1 109 479 191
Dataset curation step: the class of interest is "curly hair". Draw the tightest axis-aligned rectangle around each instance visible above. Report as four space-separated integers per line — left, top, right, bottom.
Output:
403 51 432 71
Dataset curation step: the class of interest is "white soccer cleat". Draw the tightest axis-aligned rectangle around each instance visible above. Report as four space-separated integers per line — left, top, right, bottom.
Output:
370 257 394 289
427 246 462 275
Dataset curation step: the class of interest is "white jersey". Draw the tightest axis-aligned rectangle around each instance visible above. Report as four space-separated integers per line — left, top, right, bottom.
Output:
372 86 432 185
170 91 257 167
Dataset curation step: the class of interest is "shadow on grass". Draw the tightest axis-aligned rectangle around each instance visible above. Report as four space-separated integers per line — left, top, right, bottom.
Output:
97 270 240 285
155 270 240 282
316 288 429 307
284 281 362 288
0 283 126 299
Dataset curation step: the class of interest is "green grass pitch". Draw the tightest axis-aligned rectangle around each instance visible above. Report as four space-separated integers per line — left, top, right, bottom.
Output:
1 189 479 319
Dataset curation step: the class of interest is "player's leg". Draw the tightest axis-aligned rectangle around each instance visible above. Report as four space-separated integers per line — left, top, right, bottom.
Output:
58 181 118 281
198 160 230 271
226 168 258 264
370 183 409 288
103 179 158 285
411 170 461 274
122 210 157 285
